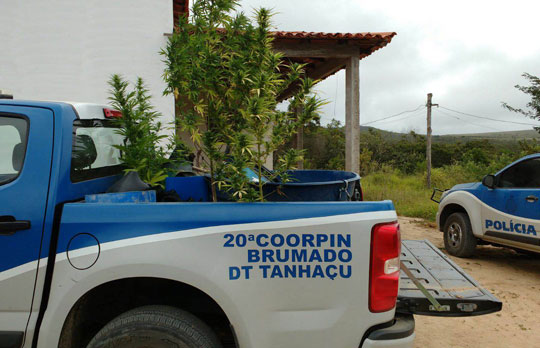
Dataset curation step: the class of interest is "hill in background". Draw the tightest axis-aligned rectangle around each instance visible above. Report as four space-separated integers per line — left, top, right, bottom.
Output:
359 126 540 144
434 129 540 143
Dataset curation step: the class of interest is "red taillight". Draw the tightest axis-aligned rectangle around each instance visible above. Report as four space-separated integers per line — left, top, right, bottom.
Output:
369 221 401 313
103 108 122 118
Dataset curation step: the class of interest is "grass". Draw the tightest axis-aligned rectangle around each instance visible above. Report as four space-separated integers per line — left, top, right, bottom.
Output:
362 165 481 221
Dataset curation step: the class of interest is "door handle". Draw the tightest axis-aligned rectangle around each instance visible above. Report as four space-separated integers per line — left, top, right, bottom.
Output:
0 216 31 235
525 195 539 203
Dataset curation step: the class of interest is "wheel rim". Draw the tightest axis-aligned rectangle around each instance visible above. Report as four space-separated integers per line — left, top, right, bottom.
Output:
448 222 462 248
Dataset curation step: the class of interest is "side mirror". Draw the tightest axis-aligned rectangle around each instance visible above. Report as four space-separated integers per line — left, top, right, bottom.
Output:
482 175 496 189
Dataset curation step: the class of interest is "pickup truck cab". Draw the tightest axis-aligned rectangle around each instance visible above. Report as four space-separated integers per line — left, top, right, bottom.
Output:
436 154 540 257
0 100 500 348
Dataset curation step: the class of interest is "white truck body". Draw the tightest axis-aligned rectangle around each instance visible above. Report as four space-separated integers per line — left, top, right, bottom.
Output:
0 101 417 348
37 211 403 348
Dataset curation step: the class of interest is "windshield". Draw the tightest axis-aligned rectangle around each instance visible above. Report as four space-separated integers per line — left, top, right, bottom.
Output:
0 116 28 185
71 119 124 182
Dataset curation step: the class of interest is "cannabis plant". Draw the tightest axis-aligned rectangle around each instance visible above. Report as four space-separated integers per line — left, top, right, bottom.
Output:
108 74 189 188
162 0 324 201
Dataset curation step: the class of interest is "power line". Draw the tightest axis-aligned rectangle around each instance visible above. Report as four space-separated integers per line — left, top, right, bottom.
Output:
322 103 537 130
435 109 504 132
437 109 502 132
440 106 540 127
362 104 426 126
370 107 426 126
319 104 425 126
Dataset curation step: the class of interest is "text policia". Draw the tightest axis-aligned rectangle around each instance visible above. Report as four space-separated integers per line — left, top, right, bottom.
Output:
224 233 353 280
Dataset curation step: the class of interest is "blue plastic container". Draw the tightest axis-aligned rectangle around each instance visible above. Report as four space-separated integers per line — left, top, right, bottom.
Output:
216 170 361 202
165 176 209 202
165 171 360 202
85 190 156 203
262 170 361 202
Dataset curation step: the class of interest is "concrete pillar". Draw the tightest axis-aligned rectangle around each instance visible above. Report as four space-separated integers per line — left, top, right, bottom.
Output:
345 56 360 174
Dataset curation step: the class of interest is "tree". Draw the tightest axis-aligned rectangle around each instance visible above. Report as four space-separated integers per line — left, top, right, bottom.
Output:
108 75 188 188
303 119 345 170
503 73 540 132
161 0 322 202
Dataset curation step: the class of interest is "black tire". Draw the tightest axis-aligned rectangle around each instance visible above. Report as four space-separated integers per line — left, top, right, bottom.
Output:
443 212 477 258
87 305 222 348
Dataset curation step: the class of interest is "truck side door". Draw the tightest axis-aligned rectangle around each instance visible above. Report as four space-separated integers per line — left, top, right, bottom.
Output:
481 157 540 247
0 106 53 342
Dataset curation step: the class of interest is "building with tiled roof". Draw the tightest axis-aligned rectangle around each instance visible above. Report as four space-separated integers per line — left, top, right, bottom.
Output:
0 0 394 173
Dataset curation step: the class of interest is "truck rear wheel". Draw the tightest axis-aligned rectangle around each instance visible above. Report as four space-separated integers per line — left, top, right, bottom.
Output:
443 212 476 258
86 305 222 348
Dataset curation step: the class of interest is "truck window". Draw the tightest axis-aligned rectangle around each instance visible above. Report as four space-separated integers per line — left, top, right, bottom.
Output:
498 158 540 188
0 116 28 185
71 119 124 182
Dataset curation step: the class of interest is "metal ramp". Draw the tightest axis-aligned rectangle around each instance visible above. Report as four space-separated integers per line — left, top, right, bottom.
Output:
397 240 502 317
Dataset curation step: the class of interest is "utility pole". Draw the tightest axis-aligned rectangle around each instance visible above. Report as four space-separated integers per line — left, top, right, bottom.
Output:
426 93 438 188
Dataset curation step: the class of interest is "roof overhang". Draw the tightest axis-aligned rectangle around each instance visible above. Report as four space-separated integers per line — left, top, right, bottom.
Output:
170 0 396 100
272 31 396 59
272 31 396 100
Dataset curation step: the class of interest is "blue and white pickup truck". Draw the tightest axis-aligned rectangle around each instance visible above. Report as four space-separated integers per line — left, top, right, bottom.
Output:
0 100 501 348
436 154 540 257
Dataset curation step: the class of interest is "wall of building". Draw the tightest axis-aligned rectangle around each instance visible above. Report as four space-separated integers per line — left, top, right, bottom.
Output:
0 0 175 125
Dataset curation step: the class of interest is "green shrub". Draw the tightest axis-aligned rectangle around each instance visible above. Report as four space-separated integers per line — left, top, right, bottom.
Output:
362 157 520 221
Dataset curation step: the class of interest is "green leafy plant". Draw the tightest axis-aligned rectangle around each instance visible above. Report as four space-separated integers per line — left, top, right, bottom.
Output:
108 74 189 188
161 0 324 202
503 73 540 133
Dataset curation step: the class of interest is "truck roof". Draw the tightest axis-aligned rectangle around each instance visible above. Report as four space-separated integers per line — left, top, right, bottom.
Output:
0 100 113 120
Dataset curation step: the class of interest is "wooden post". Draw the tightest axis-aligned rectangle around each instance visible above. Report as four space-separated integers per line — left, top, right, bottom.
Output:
345 56 360 174
426 93 433 188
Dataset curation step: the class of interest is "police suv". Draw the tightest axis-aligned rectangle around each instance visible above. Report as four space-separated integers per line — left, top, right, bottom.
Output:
0 100 501 348
436 154 540 257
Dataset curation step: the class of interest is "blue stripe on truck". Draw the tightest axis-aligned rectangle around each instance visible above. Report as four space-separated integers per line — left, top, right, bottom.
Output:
57 200 394 250
0 201 394 273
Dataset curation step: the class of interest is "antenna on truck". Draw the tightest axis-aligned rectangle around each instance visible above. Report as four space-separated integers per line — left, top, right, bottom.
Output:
0 90 13 99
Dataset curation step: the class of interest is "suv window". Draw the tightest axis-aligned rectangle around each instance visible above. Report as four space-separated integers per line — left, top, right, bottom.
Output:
499 158 540 188
0 116 28 185
71 119 124 182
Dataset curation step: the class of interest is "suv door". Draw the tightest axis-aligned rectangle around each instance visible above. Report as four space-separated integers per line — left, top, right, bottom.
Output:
481 157 540 248
0 107 53 343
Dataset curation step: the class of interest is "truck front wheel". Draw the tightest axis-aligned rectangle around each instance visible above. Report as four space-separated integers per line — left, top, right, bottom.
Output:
443 212 477 258
86 305 222 348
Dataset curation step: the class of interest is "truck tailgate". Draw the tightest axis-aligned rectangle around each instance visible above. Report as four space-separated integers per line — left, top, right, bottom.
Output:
397 240 502 317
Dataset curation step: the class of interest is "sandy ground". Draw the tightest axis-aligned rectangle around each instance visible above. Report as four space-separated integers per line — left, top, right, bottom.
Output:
399 217 540 348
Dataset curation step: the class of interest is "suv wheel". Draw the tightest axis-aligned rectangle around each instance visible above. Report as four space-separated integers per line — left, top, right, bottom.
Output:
443 212 477 257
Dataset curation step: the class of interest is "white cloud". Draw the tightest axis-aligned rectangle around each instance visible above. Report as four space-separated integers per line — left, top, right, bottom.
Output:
233 0 540 134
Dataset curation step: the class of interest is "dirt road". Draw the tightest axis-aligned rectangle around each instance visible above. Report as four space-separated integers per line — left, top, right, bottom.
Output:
399 217 540 348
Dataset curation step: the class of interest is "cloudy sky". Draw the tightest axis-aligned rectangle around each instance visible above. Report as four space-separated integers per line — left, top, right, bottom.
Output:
227 0 540 135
